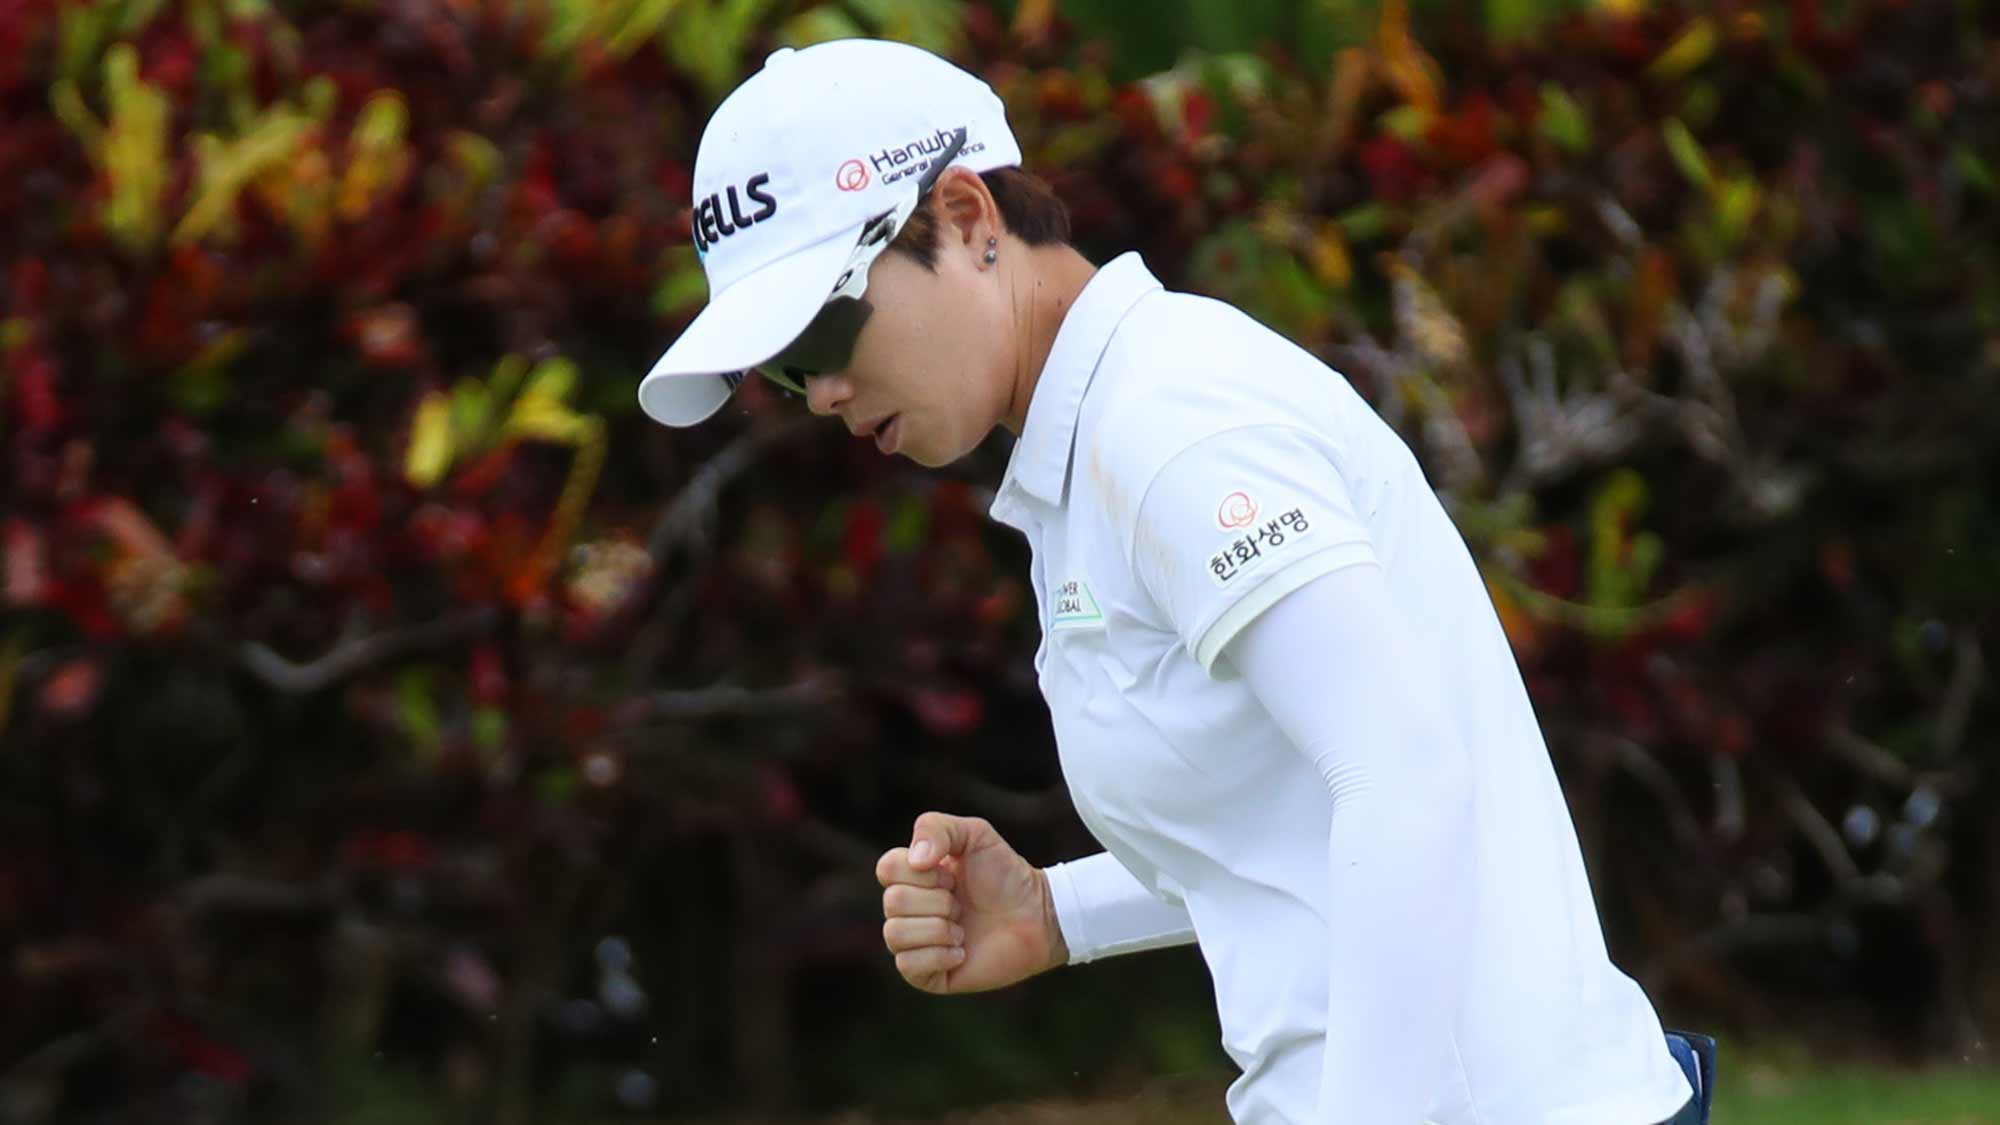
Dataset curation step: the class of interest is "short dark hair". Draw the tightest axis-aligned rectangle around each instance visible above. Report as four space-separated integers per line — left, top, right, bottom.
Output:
889 165 1072 270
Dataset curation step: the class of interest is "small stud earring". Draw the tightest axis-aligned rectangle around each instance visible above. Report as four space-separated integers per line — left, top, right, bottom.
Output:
983 236 998 266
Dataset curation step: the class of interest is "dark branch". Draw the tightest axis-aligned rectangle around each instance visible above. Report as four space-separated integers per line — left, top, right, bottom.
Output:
647 417 815 565
634 678 841 722
237 607 500 695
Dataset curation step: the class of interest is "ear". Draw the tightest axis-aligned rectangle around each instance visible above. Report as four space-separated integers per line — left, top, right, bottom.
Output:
930 166 1001 255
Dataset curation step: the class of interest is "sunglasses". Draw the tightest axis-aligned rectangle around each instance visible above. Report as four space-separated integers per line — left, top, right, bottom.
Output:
756 126 970 398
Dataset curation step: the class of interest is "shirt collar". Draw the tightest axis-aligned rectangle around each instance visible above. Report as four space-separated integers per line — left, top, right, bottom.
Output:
997 252 1163 511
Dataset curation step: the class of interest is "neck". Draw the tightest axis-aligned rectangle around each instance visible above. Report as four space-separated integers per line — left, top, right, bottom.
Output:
1000 243 1098 436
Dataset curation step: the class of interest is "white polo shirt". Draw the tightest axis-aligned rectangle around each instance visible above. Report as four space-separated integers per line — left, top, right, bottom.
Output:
989 253 1693 1124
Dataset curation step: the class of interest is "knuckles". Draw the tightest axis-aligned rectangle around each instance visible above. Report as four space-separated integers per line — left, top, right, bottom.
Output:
874 848 905 886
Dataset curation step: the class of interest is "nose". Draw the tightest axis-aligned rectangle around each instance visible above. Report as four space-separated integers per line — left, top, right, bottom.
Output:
804 372 852 418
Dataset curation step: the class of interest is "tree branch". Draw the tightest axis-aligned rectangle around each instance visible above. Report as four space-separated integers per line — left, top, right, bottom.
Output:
915 760 1074 827
175 872 339 919
646 417 815 566
633 678 841 723
1776 776 1864 886
237 607 500 696
1822 724 1976 799
1937 633 1983 759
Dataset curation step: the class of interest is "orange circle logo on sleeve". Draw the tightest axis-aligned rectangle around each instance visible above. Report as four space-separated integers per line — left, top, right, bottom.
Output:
835 160 869 191
1217 491 1258 529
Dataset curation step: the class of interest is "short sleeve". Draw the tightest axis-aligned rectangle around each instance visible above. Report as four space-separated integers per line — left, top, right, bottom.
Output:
1128 424 1377 673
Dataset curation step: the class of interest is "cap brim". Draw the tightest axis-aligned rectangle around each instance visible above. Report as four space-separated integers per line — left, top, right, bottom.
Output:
638 221 865 427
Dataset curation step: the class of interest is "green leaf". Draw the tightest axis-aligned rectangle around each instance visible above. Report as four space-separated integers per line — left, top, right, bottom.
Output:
301 75 339 122
450 377 493 449
1680 81 1720 130
1555 279 1616 367
536 765 579 805
1648 16 1717 82
1487 0 1559 44
524 356 580 405
778 6 866 47
100 43 174 254
540 0 601 61
1537 83 1590 155
48 80 103 153
172 360 232 416
607 0 683 58
886 494 929 554
487 354 530 409
397 668 442 760
405 391 456 489
1716 175 1761 249
472 707 508 753
665 0 780 99
353 91 408 149
1953 145 1995 196
173 106 312 245
118 0 173 34
1379 104 1432 143
57 3 113 82
847 0 964 56
1336 201 1395 242
1587 468 1652 616
1661 118 1712 191
446 131 502 191
1040 121 1117 168
653 246 710 318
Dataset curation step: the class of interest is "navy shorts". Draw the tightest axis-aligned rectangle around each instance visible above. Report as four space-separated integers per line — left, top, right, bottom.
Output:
1655 1030 1717 1125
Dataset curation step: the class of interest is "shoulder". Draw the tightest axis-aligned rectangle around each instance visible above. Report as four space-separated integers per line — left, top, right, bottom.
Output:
1074 290 1355 529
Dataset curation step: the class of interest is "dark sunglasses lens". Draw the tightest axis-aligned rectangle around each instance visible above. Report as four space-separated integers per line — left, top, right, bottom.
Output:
761 298 872 385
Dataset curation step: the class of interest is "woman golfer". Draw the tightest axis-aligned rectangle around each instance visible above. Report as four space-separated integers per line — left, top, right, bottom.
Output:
640 38 1709 1125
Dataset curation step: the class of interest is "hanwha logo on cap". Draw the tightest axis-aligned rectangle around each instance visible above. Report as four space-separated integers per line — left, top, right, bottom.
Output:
1217 491 1259 529
835 160 869 192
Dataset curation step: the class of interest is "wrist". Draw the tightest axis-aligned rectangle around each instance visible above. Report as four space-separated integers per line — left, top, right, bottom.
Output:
1037 866 1069 973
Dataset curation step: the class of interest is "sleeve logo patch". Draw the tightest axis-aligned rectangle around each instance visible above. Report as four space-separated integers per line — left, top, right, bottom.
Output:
1208 507 1313 586
1216 491 1259 530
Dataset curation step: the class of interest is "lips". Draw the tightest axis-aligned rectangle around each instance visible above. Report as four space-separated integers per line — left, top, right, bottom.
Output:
874 415 900 455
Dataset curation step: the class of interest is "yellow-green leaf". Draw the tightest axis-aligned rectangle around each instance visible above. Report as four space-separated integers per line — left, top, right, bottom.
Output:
608 0 684 57
397 667 442 761
486 354 530 409
406 391 456 488
1537 83 1590 155
1662 118 1712 191
174 106 312 245
100 44 173 254
779 5 868 47
1716 175 1762 247
506 393 589 446
447 130 502 189
524 357 579 404
1649 17 1717 82
450 377 493 450
653 246 709 318
1307 220 1352 290
1954 146 1995 196
1378 104 1432 143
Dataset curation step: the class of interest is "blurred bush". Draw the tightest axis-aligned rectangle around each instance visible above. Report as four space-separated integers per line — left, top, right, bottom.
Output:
1 0 1996 1121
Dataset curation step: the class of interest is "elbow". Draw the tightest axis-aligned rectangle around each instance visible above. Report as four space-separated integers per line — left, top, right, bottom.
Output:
1310 723 1476 830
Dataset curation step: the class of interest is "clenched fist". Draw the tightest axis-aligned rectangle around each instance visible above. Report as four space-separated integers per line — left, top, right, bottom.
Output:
875 812 1068 995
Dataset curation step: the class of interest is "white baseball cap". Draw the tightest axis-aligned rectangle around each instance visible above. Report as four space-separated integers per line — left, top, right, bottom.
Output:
637 39 1024 427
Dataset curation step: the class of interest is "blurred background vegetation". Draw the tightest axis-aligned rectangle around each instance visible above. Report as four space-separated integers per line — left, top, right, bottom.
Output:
2 0 1996 1122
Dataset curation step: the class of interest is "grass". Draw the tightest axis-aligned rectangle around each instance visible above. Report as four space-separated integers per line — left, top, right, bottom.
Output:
1716 1042 2000 1125
655 1046 2000 1124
